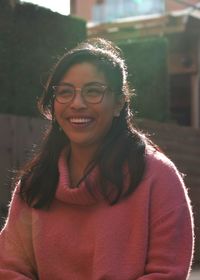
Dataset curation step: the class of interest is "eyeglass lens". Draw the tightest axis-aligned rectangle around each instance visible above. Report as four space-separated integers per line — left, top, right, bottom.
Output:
53 83 107 104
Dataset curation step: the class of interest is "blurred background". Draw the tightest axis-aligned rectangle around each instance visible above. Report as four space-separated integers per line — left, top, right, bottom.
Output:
0 0 199 277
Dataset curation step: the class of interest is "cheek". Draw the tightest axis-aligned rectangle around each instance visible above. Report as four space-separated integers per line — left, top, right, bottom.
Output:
54 102 64 118
98 102 118 130
53 104 68 129
101 98 119 117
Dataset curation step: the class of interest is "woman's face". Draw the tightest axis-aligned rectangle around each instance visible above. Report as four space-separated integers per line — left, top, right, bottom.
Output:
54 62 123 150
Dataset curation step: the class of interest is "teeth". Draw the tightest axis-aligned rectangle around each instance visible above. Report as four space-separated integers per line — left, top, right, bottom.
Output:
69 118 92 124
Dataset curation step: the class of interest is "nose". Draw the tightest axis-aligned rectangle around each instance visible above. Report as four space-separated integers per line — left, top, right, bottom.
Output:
70 89 87 110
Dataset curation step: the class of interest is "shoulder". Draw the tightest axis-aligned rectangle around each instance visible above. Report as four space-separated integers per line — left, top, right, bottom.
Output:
145 146 184 184
141 146 191 215
1 182 31 233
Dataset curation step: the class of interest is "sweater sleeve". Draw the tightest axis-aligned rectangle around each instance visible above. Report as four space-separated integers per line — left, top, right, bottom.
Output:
138 152 194 280
0 185 38 279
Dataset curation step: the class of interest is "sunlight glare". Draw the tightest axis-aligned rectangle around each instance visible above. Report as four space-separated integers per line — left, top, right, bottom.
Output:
21 0 70 16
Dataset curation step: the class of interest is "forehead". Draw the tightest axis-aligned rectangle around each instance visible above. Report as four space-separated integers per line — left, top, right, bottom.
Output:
60 62 107 84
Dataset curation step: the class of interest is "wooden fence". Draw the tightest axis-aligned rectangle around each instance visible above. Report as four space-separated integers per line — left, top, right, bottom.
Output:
0 114 47 225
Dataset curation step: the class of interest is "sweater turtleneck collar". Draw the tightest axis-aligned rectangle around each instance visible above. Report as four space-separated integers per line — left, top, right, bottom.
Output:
55 149 103 206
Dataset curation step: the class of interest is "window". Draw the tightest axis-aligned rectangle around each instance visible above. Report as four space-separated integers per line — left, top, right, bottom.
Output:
92 0 165 23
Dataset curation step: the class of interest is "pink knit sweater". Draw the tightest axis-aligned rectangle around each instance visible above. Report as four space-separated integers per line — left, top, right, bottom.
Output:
0 149 194 279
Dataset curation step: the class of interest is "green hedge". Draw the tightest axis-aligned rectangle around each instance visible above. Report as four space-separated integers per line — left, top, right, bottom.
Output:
120 37 169 121
0 0 13 111
0 2 86 116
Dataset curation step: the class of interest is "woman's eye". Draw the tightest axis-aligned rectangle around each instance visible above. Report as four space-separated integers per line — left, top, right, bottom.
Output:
58 88 73 95
86 87 102 96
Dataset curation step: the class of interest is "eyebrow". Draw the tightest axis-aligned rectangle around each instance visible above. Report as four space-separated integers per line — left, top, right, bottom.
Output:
57 81 107 87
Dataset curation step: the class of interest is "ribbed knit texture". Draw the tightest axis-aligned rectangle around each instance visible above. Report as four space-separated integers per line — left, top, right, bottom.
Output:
0 149 194 279
55 150 101 205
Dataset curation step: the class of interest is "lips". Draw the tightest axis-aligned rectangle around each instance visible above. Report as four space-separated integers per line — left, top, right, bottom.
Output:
68 117 94 127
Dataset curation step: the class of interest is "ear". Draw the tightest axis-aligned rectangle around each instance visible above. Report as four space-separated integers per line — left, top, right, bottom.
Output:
114 96 125 117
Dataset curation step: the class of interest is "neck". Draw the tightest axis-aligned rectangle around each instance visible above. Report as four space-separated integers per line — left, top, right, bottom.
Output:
68 144 98 187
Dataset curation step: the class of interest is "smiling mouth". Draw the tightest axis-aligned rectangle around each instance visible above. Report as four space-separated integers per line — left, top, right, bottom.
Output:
69 118 94 126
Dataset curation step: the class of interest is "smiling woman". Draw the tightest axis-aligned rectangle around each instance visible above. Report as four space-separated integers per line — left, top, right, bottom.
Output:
21 0 70 15
0 38 194 279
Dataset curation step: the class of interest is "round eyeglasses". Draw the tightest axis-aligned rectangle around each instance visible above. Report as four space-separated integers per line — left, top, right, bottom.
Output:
52 83 109 104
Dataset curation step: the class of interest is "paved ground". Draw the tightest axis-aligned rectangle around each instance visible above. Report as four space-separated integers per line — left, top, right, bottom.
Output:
189 269 200 280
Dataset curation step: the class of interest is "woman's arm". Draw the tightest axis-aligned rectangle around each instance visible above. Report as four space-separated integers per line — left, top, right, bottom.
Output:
138 152 194 279
0 186 38 279
138 204 193 279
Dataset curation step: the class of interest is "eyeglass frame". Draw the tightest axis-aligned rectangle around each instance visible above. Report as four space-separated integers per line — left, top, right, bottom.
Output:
52 82 111 105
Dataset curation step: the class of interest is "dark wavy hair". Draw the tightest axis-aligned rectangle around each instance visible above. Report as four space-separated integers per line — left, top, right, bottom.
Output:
18 38 152 209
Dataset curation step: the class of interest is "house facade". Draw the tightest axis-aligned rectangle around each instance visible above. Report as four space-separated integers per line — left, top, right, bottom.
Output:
70 0 200 23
